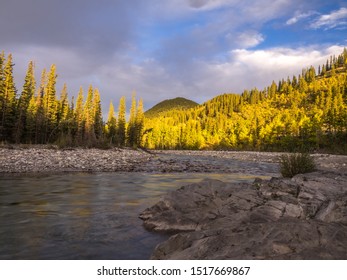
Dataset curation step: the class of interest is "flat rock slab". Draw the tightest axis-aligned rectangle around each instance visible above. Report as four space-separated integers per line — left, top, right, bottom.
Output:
139 171 347 259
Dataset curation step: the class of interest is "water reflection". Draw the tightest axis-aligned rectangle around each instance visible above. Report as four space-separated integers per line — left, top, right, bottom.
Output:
0 172 267 259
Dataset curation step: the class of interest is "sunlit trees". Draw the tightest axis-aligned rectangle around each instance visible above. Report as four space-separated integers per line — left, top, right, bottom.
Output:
105 101 117 144
0 49 346 153
14 61 36 143
117 96 126 147
0 54 17 142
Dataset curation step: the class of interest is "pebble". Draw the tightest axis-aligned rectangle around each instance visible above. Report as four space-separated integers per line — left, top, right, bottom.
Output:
0 147 346 175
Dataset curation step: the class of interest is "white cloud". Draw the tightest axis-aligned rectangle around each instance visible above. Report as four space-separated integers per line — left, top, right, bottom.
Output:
286 11 318 25
310 7 347 30
193 45 345 97
230 31 265 48
9 43 346 116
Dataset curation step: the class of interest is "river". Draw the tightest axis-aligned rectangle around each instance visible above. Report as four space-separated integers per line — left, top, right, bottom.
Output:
0 172 267 259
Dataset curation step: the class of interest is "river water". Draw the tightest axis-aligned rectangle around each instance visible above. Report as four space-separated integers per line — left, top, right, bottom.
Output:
0 172 267 259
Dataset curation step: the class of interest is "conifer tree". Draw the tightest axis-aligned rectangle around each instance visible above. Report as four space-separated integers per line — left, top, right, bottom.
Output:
83 85 95 144
127 93 137 147
74 87 84 144
56 83 71 143
135 98 144 147
45 64 58 142
14 61 36 143
117 96 126 146
106 101 117 144
0 51 5 140
93 88 103 139
1 54 17 142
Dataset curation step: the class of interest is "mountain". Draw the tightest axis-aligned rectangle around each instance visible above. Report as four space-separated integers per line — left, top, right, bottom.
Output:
143 49 347 152
145 97 199 118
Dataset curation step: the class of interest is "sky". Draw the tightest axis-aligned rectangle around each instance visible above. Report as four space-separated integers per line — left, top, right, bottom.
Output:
1 0 347 115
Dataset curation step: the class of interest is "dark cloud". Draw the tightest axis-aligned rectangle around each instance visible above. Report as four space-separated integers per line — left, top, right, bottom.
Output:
0 0 144 56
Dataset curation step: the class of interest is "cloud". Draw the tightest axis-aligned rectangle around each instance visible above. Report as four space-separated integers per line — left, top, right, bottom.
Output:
0 0 144 55
310 7 347 30
2 0 345 116
187 0 235 10
286 11 318 25
192 45 345 98
230 31 265 48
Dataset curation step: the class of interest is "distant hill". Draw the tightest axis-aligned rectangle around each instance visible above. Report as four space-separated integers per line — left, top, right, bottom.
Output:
145 97 199 118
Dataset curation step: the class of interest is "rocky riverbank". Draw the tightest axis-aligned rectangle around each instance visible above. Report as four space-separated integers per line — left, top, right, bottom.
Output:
0 146 346 174
140 171 347 259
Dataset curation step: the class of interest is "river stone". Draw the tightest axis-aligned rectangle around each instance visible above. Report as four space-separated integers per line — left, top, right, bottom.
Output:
139 171 347 259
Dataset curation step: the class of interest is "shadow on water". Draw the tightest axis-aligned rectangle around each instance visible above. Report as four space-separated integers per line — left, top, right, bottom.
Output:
0 172 267 259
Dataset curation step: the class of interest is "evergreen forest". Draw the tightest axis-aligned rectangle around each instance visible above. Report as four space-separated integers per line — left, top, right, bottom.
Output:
1 49 347 153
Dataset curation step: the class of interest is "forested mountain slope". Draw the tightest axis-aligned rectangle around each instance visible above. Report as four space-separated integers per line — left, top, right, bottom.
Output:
145 97 199 118
143 49 347 153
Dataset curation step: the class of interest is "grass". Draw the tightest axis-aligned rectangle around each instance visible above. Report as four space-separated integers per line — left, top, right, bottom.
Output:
280 153 316 178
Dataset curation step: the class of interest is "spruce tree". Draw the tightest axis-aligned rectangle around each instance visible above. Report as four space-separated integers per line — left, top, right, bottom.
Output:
0 51 5 140
93 88 103 139
74 87 84 144
127 93 137 147
106 101 117 144
1 54 17 142
117 96 126 146
45 64 58 142
135 98 144 147
15 61 36 143
83 85 95 144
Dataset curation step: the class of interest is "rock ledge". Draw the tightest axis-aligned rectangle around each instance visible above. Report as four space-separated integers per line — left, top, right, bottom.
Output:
140 171 347 259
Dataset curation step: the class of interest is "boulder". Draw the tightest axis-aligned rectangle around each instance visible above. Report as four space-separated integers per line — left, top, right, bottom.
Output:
139 171 347 259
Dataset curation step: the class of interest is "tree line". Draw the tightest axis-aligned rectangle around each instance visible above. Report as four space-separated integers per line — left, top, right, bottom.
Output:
1 49 347 153
0 51 144 148
143 49 347 153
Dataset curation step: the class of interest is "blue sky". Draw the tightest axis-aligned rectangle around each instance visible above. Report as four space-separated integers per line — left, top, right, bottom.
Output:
1 0 346 114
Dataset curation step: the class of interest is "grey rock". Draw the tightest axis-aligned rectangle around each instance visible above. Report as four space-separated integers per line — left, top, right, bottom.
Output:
139 172 347 259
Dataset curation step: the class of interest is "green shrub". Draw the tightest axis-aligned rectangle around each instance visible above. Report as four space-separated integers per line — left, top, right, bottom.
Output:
280 153 316 178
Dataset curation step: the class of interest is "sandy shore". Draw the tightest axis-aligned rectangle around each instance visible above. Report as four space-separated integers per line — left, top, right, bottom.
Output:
0 146 346 175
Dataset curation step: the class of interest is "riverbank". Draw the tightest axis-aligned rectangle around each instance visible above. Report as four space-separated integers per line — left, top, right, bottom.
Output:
0 146 346 174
